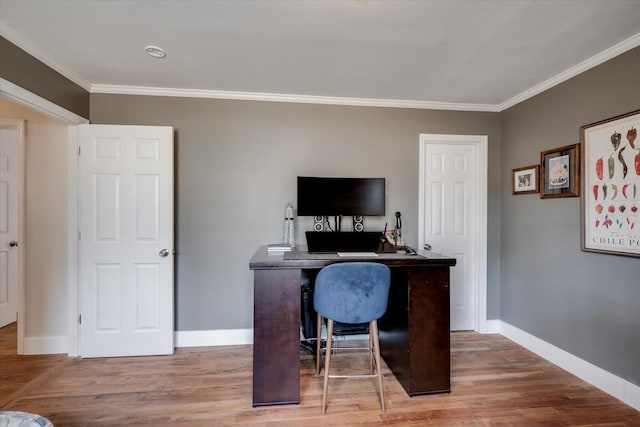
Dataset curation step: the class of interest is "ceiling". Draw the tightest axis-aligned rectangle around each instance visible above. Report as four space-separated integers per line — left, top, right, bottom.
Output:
1 0 639 111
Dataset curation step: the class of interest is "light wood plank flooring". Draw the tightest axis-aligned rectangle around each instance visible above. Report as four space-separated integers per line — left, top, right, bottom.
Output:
1 323 638 426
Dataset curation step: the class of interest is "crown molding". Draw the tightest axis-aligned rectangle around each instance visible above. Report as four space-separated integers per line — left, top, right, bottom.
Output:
0 22 92 91
90 84 501 112
499 32 640 111
89 32 640 112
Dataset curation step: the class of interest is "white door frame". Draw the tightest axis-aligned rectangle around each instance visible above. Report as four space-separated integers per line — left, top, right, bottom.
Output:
418 134 489 333
1 78 88 356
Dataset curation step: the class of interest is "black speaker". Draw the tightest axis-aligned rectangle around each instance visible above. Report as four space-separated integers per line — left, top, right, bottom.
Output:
313 216 324 232
353 215 364 232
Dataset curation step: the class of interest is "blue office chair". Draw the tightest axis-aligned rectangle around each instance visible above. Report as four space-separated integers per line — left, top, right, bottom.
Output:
314 262 391 414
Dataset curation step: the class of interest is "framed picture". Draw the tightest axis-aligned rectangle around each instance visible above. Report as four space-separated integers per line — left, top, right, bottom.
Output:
540 144 580 199
512 165 539 194
581 109 640 258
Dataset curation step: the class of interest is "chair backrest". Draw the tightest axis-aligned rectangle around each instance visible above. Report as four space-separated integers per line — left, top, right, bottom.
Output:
313 262 391 324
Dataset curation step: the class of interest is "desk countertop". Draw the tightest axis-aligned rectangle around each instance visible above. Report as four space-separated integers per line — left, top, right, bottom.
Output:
249 245 457 270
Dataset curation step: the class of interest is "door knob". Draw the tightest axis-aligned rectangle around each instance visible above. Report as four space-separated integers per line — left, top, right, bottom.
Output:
423 243 432 250
9 241 19 247
159 248 170 257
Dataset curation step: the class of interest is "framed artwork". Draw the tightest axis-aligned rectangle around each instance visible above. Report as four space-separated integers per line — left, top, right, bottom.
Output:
512 165 539 194
540 144 580 199
581 109 640 258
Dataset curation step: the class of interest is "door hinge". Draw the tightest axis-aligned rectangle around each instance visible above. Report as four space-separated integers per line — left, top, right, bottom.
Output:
78 146 81 156
78 314 82 324
78 230 81 240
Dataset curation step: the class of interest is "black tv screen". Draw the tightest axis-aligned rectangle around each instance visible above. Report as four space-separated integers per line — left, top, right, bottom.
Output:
297 176 385 216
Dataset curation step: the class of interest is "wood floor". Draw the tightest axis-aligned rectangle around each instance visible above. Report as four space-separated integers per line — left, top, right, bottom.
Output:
1 323 638 426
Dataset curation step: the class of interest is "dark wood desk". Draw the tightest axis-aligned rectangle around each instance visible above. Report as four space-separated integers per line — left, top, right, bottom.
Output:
249 245 456 406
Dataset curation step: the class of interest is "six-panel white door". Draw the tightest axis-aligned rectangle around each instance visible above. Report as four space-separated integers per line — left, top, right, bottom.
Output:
79 124 174 357
421 140 478 331
0 119 24 328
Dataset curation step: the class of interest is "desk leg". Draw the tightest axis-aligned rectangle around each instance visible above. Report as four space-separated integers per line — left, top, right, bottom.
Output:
253 269 301 406
380 267 451 396
407 266 451 394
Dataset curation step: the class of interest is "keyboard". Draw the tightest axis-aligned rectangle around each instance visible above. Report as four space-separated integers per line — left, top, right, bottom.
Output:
336 252 378 257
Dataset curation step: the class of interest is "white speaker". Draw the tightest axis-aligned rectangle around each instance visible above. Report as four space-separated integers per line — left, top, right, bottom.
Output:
313 216 324 232
353 215 364 232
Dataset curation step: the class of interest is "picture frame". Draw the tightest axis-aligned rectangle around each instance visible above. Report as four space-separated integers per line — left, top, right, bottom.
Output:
512 165 539 194
580 109 640 258
540 144 580 199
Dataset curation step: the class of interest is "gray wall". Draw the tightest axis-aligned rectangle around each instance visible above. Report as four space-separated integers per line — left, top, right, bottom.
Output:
89 96 501 330
501 47 640 386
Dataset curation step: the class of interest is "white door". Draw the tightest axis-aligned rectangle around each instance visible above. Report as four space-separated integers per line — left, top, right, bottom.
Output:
0 119 24 328
79 124 174 357
419 134 487 331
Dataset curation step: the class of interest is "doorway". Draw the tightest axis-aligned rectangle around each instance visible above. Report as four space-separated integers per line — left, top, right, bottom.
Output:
418 134 488 332
1 83 88 355
0 119 24 335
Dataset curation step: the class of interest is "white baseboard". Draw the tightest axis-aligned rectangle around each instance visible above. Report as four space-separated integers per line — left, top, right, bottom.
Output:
22 335 68 355
174 328 253 347
482 319 501 334
496 320 640 411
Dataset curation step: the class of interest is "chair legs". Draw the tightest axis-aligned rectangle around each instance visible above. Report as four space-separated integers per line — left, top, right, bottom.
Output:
316 316 385 414
370 320 385 413
322 318 334 414
369 326 374 374
316 313 323 376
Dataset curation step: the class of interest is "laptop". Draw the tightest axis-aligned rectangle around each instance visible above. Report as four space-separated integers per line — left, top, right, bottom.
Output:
305 231 386 253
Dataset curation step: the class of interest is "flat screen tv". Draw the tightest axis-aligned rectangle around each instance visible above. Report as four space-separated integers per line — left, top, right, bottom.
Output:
297 176 385 216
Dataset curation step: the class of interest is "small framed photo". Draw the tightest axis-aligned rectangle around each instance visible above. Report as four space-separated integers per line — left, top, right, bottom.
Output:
512 165 539 194
540 144 580 199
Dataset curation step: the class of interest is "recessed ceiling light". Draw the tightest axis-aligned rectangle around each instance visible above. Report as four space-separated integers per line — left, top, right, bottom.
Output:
145 45 166 58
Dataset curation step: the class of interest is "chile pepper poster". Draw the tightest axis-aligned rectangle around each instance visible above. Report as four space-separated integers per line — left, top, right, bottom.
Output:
581 109 640 257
